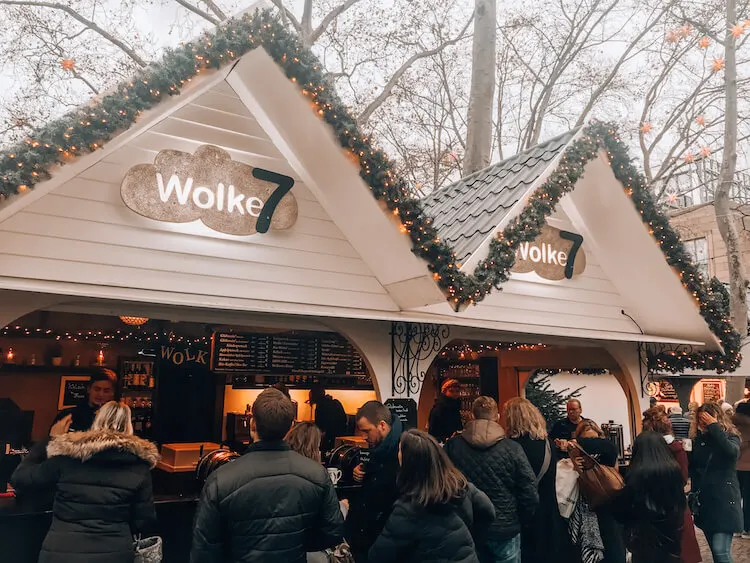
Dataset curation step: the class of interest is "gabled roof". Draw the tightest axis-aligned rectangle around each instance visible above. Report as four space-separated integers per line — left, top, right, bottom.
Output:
422 129 580 264
0 9 740 373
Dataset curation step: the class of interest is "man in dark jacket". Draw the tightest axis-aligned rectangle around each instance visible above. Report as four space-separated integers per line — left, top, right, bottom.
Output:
345 400 403 562
191 388 344 563
310 384 348 452
52 369 117 433
445 396 538 563
549 399 588 458
428 378 463 443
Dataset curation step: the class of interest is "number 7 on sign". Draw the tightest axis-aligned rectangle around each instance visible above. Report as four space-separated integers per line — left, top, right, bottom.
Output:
253 168 295 234
559 230 583 280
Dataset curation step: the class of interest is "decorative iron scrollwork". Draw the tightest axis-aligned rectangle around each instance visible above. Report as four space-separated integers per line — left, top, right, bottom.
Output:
391 322 450 397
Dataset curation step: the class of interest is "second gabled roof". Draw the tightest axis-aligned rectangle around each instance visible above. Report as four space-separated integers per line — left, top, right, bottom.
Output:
422 129 580 264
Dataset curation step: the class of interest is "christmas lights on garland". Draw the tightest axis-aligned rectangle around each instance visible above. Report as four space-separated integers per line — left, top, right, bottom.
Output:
0 11 739 373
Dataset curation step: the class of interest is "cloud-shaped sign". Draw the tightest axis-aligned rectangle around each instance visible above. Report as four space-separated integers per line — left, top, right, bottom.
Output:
510 224 587 280
121 145 298 236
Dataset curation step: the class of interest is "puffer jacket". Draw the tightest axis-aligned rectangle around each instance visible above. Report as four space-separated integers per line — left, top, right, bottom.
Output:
445 419 539 540
690 422 743 534
190 440 344 563
368 483 495 563
11 430 159 563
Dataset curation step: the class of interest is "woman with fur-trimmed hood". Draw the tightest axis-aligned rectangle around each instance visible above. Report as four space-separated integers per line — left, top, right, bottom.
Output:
11 401 159 563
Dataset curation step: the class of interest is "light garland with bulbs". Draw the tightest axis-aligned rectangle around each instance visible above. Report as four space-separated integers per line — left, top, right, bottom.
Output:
0 12 739 373
0 325 210 345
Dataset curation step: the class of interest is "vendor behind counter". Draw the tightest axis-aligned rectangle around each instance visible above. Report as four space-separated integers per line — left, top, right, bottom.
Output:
52 369 117 433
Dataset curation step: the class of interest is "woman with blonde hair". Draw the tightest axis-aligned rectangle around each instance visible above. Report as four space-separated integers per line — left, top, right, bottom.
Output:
690 402 742 562
503 397 569 563
12 401 158 563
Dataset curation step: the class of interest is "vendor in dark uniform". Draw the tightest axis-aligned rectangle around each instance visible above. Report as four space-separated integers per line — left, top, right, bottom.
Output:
428 378 463 443
550 399 588 457
52 369 117 433
309 384 347 452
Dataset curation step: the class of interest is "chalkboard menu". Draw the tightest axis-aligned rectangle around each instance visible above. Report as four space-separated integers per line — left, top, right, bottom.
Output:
213 331 371 389
58 376 90 410
385 398 417 430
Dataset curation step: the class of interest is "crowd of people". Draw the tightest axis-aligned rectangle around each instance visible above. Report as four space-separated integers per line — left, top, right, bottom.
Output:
8 371 750 563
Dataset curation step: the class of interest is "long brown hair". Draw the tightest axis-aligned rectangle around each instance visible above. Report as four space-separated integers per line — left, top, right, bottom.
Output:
641 407 673 436
574 419 605 439
285 421 322 463
397 429 467 508
689 402 740 438
503 397 548 440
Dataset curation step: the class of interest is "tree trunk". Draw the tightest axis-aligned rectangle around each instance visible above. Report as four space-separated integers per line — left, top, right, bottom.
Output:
462 0 496 176
714 0 747 403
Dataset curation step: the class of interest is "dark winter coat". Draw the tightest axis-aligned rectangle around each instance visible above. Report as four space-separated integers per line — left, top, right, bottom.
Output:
667 439 701 563
444 419 538 540
368 483 495 563
428 394 463 443
190 440 344 563
11 429 159 563
511 436 571 563
690 422 743 534
345 417 403 561
315 394 348 452
611 486 683 563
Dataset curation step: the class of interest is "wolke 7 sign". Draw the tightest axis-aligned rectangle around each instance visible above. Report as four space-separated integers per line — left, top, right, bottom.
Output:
121 145 298 236
510 224 586 280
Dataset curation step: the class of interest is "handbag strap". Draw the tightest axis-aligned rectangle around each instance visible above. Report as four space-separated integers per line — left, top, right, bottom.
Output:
535 440 552 486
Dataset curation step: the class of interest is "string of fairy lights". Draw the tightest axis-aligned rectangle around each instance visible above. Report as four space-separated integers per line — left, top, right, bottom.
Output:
0 325 210 345
0 10 739 373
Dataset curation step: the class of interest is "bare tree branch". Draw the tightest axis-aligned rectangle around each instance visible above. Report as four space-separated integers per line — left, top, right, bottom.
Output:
172 0 219 25
268 0 301 32
309 0 364 46
357 14 473 126
0 0 147 66
201 0 227 21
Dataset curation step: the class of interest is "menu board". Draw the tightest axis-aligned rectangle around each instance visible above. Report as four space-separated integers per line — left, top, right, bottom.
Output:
385 398 417 430
212 331 368 378
702 381 722 402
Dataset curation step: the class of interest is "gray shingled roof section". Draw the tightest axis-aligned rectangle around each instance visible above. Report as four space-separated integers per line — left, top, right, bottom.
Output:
421 127 582 265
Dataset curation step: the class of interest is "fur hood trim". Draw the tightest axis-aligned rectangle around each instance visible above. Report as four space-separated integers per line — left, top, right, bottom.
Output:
47 430 160 468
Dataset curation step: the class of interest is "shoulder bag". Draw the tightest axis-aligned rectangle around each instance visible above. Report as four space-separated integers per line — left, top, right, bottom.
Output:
569 443 624 509
534 440 552 486
687 452 712 519
134 535 162 563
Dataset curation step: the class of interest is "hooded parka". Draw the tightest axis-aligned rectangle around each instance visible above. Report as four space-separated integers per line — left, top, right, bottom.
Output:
11 429 159 563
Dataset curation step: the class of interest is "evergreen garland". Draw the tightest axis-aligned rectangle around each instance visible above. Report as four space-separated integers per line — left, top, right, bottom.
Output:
0 10 740 373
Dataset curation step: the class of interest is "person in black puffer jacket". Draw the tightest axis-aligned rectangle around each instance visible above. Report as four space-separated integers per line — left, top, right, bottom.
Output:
428 379 464 443
11 401 158 563
368 429 495 563
445 396 538 562
191 388 344 563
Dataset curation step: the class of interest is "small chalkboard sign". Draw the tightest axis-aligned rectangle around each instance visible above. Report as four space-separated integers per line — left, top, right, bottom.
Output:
58 376 90 410
385 398 418 430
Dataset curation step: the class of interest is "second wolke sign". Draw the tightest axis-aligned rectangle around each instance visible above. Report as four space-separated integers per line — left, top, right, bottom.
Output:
510 224 586 280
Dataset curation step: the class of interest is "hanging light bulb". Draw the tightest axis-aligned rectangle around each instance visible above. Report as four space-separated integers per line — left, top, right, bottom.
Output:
119 316 149 326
